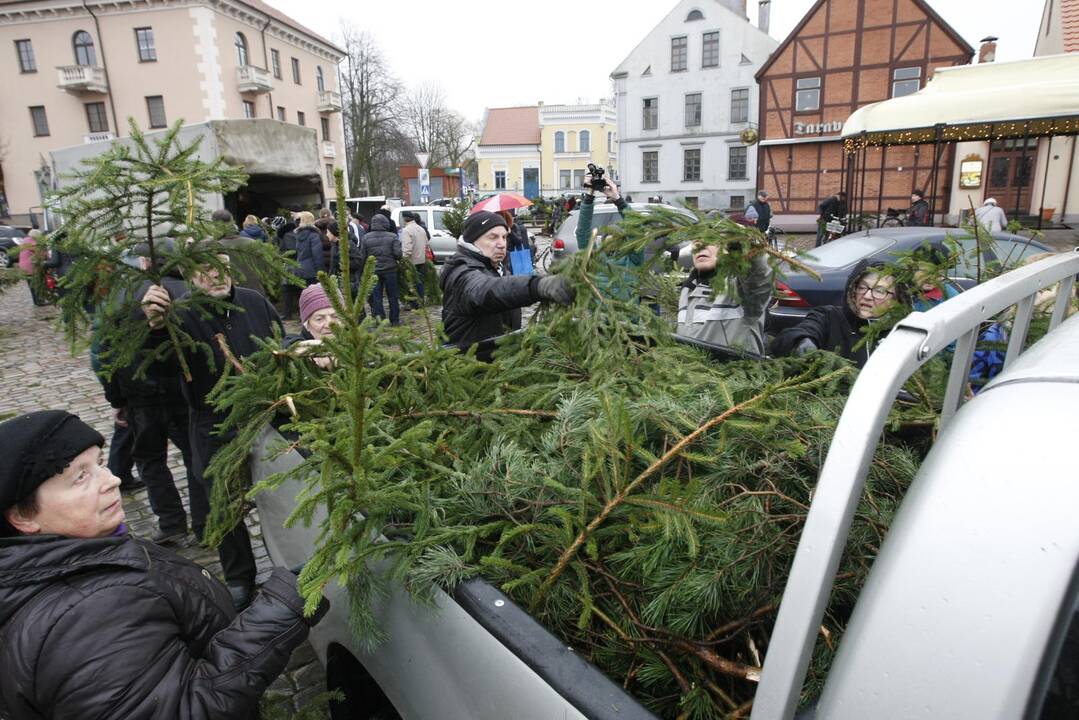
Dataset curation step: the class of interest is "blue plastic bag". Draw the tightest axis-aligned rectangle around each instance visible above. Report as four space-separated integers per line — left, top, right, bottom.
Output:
509 246 534 276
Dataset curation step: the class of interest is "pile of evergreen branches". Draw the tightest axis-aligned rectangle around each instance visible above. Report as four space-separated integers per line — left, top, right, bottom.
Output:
205 209 931 719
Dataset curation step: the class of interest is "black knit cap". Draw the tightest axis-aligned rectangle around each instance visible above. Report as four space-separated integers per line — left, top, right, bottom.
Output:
0 411 105 511
461 211 508 245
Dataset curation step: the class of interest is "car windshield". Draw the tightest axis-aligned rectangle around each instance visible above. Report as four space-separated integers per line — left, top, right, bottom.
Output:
803 234 896 268
0 227 25 239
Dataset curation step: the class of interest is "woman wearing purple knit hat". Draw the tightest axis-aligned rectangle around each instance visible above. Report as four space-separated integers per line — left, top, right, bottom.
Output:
285 283 339 369
0 410 326 720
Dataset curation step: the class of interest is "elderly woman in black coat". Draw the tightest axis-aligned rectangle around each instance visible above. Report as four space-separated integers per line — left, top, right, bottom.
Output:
0 410 326 720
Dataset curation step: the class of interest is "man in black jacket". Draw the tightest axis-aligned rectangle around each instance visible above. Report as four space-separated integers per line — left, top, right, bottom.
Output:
0 410 323 720
361 213 403 324
907 189 931 226
140 249 282 609
440 211 574 353
816 190 847 247
746 190 773 233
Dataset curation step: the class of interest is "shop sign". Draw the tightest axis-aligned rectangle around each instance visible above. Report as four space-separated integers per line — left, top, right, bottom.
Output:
793 120 844 136
959 154 984 189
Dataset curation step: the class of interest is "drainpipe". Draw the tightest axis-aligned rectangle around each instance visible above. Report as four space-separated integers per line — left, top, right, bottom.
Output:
82 0 121 138
259 16 273 117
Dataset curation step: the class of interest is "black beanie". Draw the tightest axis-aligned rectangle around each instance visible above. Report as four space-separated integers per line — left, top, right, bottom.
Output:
0 411 105 512
461 211 508 245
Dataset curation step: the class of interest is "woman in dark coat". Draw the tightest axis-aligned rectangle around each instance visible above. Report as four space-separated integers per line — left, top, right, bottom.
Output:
0 410 325 720
771 261 908 368
293 211 324 286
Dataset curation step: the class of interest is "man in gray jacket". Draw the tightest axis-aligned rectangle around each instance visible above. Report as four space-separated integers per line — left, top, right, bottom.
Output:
675 242 774 355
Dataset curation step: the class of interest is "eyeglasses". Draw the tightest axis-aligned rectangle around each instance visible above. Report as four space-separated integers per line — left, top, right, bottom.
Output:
854 282 895 300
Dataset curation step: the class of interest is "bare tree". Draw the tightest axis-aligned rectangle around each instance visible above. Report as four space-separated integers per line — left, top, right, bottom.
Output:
399 84 475 170
338 26 412 197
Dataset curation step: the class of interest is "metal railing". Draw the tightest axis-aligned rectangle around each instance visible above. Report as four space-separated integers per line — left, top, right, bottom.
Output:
751 248 1079 719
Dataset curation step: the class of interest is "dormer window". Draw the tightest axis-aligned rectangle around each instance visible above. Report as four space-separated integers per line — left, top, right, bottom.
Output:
686 9 704 21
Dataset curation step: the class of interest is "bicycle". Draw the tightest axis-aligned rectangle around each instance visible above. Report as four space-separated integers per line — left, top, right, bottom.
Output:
765 225 789 252
879 207 905 228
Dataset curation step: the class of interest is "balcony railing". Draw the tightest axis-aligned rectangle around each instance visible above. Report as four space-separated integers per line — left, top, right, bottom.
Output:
317 90 342 113
56 65 108 93
84 131 115 144
236 65 273 93
321 141 336 158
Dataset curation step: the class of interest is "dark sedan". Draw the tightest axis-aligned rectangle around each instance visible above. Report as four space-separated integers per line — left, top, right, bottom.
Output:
767 227 1053 333
0 226 28 268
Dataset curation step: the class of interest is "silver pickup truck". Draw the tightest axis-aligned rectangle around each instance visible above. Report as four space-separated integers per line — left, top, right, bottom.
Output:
252 249 1079 719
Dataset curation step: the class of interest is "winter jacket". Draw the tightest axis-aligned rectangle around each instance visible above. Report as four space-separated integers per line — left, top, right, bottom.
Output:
974 204 1008 232
908 199 931 226
675 253 773 354
330 239 363 289
575 195 648 300
400 222 428 265
359 214 402 273
155 285 281 413
818 196 847 221
0 534 310 720
219 233 268 297
240 225 269 242
293 226 324 282
439 240 540 348
748 199 772 232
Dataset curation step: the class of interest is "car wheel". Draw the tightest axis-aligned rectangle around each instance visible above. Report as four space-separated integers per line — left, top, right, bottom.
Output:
0 251 11 268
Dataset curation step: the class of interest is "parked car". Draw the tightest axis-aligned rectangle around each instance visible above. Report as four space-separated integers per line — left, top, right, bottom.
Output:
766 227 1053 332
0 226 28 268
389 206 456 263
550 202 697 261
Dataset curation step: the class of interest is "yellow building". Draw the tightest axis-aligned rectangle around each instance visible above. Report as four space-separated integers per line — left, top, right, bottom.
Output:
539 101 618 196
475 101 618 199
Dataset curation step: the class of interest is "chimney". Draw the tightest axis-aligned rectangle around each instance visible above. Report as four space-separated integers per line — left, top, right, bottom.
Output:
758 0 771 34
978 36 998 63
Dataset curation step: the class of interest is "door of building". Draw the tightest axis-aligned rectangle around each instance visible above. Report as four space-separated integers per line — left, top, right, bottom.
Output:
523 168 539 199
987 138 1038 217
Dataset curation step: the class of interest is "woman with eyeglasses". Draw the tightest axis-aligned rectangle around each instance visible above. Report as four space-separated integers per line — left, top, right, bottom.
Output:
771 261 909 368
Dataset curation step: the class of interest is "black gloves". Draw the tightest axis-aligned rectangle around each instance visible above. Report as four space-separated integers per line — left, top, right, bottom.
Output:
795 338 818 356
536 275 576 305
286 562 331 627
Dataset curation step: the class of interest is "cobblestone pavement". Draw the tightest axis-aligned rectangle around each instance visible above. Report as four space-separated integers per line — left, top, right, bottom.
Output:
0 282 327 717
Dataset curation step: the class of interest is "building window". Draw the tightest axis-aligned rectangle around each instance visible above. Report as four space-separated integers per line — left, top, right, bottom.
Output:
296 110 305 126
643 98 658 130
554 131 565 153
580 130 590 152
134 27 156 62
85 102 108 133
146 96 166 128
684 93 702 127
494 170 506 190
276 106 286 121
686 9 704 21
291 57 301 84
730 88 749 123
15 39 36 73
73 31 96 66
321 117 331 141
271 49 281 79
684 196 699 208
892 66 922 97
607 132 614 153
234 32 248 66
671 36 688 72
702 31 720 68
683 148 701 181
643 151 659 183
242 100 256 119
728 146 747 179
573 169 586 188
730 195 745 209
316 66 325 92
795 77 821 112
29 106 49 137
559 169 572 189
326 163 335 186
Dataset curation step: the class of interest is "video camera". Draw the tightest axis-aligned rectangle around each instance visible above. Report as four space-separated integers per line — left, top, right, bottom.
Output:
586 163 608 193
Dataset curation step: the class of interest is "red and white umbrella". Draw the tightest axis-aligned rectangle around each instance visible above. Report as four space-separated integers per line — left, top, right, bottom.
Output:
469 192 533 215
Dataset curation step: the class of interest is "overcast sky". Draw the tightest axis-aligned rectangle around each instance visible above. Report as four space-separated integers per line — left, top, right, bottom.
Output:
270 0 1042 123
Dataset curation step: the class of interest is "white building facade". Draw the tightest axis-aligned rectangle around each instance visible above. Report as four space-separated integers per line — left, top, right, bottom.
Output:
610 0 777 210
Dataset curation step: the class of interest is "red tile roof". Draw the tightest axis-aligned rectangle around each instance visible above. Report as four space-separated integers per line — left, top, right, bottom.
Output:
1064 0 1079 52
479 106 540 146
